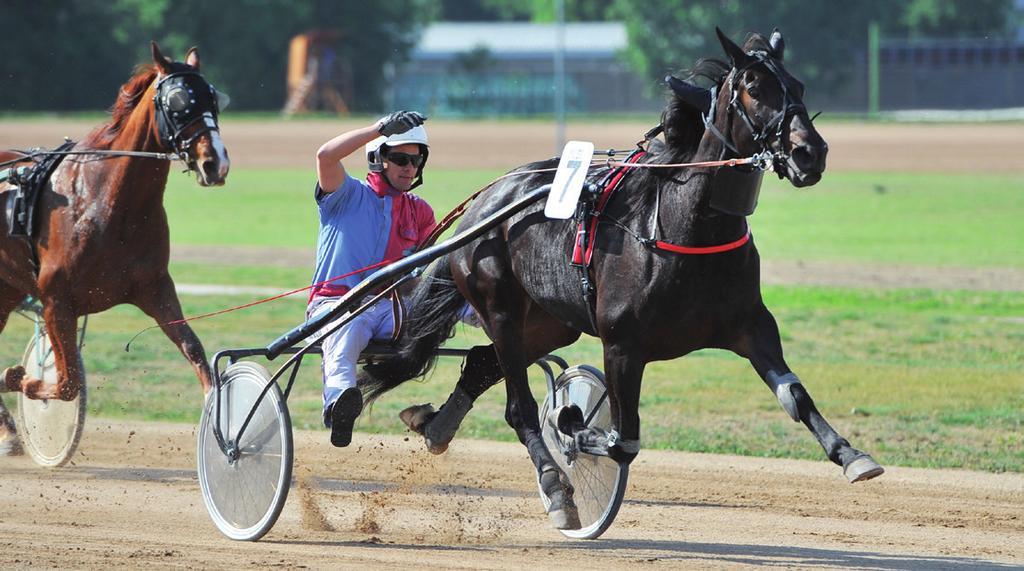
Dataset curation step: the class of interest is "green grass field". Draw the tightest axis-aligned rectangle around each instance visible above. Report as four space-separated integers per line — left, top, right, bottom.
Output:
2 166 1021 472
163 168 1024 268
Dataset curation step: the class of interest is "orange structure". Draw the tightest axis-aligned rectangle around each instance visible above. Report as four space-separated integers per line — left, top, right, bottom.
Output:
284 30 350 116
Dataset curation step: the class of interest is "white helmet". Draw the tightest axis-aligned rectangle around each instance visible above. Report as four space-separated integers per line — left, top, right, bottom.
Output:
365 125 429 171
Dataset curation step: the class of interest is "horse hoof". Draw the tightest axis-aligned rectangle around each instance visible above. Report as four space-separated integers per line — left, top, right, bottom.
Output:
424 437 449 455
845 455 885 483
3 366 26 392
547 506 581 530
399 404 435 435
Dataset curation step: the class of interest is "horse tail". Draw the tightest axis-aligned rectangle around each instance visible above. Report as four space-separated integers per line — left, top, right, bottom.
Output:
359 255 466 403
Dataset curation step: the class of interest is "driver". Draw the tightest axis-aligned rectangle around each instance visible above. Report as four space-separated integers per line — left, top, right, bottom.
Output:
308 111 436 447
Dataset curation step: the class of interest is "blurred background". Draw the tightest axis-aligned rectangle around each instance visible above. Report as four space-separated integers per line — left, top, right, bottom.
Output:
2 0 1023 118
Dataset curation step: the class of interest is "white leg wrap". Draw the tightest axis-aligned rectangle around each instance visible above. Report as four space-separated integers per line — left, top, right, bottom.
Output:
767 370 802 422
607 430 641 454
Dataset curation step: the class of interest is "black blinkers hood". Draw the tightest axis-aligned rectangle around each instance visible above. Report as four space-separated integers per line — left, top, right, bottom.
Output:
665 75 712 116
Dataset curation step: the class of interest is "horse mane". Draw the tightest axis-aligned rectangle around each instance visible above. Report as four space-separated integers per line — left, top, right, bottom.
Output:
83 64 158 149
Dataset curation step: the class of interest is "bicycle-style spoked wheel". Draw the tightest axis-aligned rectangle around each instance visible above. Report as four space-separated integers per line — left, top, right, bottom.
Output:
16 329 86 468
197 361 293 541
538 365 629 539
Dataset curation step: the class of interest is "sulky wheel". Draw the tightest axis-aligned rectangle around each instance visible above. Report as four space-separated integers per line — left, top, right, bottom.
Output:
538 365 629 539
197 361 293 541
16 328 86 468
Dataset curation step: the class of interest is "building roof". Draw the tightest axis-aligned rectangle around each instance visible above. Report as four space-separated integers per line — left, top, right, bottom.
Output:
415 22 627 57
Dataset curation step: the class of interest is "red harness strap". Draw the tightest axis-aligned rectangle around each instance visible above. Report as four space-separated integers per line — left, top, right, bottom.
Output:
654 227 751 254
572 150 753 263
573 151 648 265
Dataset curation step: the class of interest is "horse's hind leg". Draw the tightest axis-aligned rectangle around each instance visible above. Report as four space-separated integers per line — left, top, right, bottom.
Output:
0 283 26 455
734 304 883 483
492 318 581 530
599 341 647 464
133 274 212 393
12 297 83 401
401 309 581 454
463 267 579 529
400 344 503 454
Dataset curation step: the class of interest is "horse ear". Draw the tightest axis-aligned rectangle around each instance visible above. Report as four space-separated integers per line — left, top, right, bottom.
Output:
769 28 786 60
151 41 172 73
185 46 201 70
715 27 751 68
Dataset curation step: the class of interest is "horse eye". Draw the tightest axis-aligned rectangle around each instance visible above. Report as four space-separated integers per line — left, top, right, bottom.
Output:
747 85 761 99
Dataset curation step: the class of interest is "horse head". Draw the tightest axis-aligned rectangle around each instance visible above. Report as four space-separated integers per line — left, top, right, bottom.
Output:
150 42 230 186
712 28 827 187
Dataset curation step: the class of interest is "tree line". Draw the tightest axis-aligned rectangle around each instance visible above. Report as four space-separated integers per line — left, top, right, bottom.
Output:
1 0 1016 113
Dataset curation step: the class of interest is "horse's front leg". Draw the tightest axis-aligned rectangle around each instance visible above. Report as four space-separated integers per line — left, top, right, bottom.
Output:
736 304 884 483
134 274 212 393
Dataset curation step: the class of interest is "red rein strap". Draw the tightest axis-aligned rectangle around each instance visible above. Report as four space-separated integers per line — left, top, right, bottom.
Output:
123 257 401 350
654 227 751 254
128 258 397 339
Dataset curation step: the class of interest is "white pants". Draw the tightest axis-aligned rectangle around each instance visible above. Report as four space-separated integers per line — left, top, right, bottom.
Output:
306 297 395 410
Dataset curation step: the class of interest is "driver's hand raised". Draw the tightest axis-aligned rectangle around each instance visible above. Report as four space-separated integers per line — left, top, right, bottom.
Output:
376 111 427 137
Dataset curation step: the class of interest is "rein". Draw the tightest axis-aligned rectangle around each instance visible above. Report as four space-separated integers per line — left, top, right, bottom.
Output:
0 148 185 170
124 257 400 351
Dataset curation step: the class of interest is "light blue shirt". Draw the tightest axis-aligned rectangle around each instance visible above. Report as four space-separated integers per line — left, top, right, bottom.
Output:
311 175 394 294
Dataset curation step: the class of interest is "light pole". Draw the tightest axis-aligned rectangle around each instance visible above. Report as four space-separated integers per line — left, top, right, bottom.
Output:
554 0 566 152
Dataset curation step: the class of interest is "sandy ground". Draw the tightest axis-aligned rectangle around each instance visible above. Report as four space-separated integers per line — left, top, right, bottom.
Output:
1 421 1022 570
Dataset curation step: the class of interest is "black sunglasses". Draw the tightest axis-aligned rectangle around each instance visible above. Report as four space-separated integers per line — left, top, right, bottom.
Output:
386 152 424 168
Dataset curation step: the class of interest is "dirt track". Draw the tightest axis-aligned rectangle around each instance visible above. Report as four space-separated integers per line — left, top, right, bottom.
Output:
1 421 1022 570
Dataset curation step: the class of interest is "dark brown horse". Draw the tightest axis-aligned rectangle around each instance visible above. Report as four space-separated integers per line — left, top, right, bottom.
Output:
358 28 883 529
0 43 229 442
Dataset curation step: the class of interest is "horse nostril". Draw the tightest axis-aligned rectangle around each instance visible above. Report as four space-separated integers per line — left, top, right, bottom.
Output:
201 159 219 181
791 145 818 169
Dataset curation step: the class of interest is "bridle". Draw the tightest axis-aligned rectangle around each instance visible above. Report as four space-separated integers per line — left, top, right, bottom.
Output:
152 70 227 169
702 50 810 175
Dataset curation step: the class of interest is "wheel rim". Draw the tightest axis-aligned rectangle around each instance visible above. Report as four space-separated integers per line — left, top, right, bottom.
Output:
17 332 86 467
539 366 628 539
197 362 292 541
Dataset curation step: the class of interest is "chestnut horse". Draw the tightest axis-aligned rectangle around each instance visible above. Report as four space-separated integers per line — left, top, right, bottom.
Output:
0 43 230 451
359 28 883 529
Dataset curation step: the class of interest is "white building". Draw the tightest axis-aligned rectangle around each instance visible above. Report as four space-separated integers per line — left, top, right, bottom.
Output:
390 22 662 116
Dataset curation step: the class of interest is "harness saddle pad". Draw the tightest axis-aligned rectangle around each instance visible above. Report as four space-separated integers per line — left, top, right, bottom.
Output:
2 140 76 239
